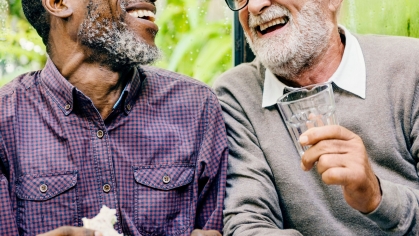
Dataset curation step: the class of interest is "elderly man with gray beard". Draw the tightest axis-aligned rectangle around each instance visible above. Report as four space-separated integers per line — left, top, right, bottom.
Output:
214 0 419 235
0 0 228 235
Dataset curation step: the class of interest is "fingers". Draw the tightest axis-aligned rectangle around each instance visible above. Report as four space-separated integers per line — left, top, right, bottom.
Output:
37 226 100 236
299 125 360 171
320 166 352 186
306 152 359 186
190 229 222 236
297 125 382 213
315 153 344 175
299 125 354 146
301 138 347 171
306 113 324 129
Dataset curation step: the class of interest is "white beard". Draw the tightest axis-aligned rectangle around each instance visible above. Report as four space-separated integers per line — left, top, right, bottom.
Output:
245 1 333 80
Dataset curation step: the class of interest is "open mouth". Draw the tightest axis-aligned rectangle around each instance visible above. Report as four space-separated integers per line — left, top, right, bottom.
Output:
127 9 156 22
257 16 289 35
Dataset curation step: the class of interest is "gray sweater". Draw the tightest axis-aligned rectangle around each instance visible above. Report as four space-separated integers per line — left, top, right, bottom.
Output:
213 35 419 235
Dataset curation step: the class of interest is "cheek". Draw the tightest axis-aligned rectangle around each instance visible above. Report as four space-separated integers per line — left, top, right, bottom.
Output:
68 12 88 39
239 10 253 38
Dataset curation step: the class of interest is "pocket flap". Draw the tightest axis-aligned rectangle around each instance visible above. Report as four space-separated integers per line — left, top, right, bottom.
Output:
16 171 78 201
134 164 194 190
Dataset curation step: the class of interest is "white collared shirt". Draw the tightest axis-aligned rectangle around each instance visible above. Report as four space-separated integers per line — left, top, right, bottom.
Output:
262 26 366 108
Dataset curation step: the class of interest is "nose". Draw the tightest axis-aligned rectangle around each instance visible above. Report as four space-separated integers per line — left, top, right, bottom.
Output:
247 0 272 15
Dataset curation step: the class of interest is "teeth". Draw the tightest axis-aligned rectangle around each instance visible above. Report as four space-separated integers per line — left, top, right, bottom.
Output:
128 9 156 22
130 11 139 17
259 17 287 32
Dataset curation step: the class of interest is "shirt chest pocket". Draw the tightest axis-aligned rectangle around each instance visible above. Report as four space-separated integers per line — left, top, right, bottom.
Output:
15 171 78 235
133 164 194 236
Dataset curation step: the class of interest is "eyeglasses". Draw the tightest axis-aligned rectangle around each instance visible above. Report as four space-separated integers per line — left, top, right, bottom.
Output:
225 0 249 11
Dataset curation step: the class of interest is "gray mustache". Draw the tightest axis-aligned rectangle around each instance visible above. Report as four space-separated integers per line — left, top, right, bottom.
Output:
248 4 290 28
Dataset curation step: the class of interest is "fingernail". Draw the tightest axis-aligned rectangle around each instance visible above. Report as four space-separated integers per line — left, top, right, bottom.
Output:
299 135 308 144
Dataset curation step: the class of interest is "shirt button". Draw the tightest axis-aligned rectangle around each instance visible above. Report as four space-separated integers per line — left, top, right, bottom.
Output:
103 184 111 193
64 104 71 110
126 104 132 111
97 130 104 139
162 175 171 184
39 184 48 193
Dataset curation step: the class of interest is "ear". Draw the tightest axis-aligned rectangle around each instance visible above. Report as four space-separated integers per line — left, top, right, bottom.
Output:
42 0 73 18
328 0 343 12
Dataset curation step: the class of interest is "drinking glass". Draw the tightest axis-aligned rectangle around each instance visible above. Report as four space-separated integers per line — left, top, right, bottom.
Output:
277 83 338 156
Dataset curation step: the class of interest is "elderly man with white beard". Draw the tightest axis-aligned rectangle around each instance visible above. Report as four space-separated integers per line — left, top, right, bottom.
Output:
214 0 419 235
0 0 228 235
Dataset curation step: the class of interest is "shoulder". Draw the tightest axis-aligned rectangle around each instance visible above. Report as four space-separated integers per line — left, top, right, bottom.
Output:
355 35 419 110
355 34 419 61
355 34 419 88
0 71 40 134
138 66 222 115
0 70 40 100
139 66 216 98
140 66 212 92
355 34 419 48
213 59 264 106
213 59 263 90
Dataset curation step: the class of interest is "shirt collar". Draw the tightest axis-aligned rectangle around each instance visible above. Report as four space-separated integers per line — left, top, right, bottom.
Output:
40 58 143 115
40 58 76 115
113 83 129 109
113 67 142 114
262 25 366 108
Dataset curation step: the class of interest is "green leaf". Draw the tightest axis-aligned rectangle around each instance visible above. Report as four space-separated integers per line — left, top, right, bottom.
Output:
167 23 230 71
193 36 232 84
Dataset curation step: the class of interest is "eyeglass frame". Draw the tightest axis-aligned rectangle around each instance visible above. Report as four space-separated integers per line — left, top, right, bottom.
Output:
225 0 249 11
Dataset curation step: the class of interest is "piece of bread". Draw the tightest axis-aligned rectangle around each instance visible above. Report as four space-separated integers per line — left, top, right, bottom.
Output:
82 205 123 236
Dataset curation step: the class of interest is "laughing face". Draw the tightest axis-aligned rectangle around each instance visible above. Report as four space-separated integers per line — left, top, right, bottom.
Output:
240 0 334 80
78 0 161 70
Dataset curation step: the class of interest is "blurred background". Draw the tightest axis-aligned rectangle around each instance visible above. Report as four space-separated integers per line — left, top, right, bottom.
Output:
1 0 418 87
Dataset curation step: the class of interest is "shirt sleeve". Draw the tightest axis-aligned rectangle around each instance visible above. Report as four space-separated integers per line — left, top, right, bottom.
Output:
215 83 302 236
0 133 19 235
194 93 229 232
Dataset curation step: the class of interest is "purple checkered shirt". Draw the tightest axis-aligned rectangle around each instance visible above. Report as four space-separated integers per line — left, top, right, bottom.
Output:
0 59 228 236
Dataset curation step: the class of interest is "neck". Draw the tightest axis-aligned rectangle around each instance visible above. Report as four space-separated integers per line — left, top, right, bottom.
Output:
280 27 345 87
50 45 132 119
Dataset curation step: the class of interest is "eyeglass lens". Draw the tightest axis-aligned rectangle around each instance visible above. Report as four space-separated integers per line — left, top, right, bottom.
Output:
225 0 248 11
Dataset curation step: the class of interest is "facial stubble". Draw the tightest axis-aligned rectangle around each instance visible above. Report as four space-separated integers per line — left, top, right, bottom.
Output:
78 0 161 70
245 1 333 81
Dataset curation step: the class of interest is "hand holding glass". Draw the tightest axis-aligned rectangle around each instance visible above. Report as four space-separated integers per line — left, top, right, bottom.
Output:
277 83 338 156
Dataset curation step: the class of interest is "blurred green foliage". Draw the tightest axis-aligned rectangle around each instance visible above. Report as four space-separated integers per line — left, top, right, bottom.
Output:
0 0 47 86
2 0 419 87
155 0 232 85
339 0 419 37
0 0 232 86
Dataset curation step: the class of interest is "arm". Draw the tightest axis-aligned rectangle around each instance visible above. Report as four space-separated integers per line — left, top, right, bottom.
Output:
37 227 98 236
300 124 419 235
217 90 301 236
300 125 381 213
194 94 228 232
0 130 95 236
0 172 19 235
0 133 19 235
366 83 419 233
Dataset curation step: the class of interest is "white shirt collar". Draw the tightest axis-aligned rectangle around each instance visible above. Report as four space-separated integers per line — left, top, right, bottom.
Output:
262 26 366 108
